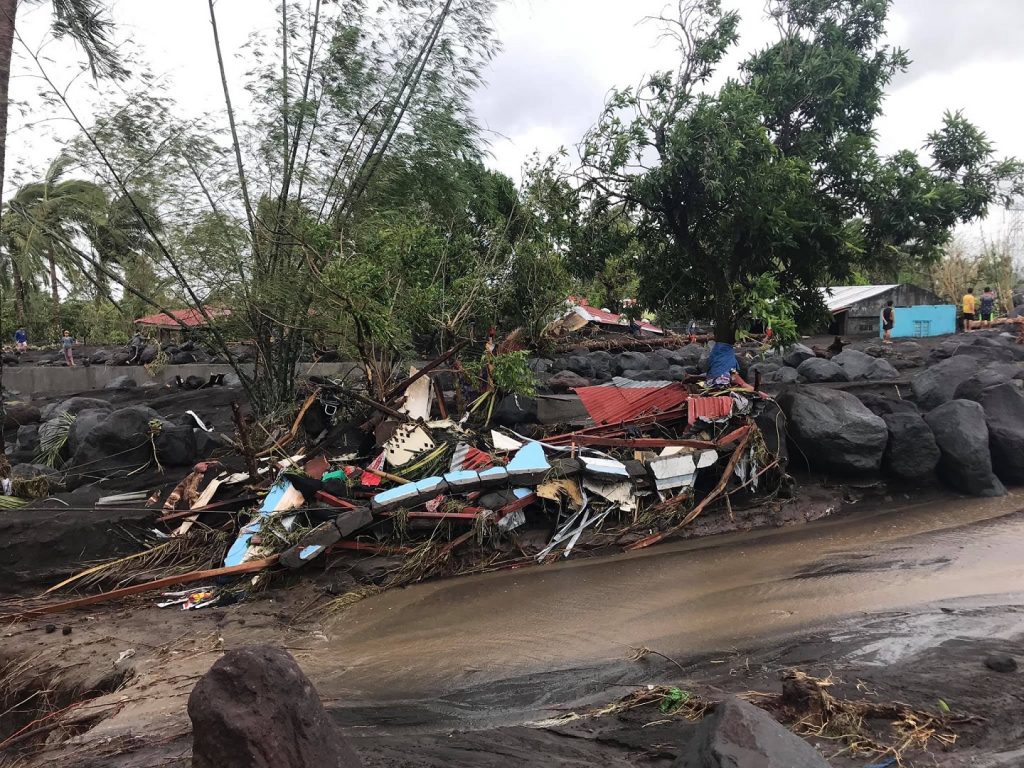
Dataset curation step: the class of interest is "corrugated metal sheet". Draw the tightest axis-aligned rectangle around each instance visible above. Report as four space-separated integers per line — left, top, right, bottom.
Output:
820 285 898 313
686 395 734 426
573 305 664 334
607 376 675 388
576 383 689 425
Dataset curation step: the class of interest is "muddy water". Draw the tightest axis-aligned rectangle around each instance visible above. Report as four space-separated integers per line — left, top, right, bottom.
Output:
317 492 1024 702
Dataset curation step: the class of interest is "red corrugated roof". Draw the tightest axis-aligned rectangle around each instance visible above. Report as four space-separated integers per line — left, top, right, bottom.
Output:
686 396 733 425
135 307 231 328
576 383 690 425
574 305 663 334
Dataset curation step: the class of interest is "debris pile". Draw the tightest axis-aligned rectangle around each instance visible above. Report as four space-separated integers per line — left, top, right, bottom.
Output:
7 341 789 619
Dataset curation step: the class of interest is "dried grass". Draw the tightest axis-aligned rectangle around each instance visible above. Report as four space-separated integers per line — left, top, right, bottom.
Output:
44 529 229 594
771 669 959 762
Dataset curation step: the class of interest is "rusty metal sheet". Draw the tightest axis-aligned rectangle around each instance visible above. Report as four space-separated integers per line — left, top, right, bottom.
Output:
686 395 734 426
576 382 690 425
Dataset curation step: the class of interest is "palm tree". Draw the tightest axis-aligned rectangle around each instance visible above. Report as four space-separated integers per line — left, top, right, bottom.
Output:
4 156 108 332
0 0 125 247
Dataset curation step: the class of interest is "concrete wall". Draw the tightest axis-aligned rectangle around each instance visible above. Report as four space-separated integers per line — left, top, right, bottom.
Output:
884 305 957 339
1 362 363 397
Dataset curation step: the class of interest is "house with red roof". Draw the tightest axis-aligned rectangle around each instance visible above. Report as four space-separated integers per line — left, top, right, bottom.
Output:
134 306 231 342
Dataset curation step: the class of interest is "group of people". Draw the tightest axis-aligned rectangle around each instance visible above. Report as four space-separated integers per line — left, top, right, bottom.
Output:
961 287 998 331
11 328 77 366
9 327 150 367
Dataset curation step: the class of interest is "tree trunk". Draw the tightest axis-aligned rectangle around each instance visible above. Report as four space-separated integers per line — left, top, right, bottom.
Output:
11 257 25 325
0 0 18 453
0 0 15 218
713 301 737 345
48 252 61 333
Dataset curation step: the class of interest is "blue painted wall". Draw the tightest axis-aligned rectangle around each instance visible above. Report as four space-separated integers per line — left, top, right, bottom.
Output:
880 304 956 338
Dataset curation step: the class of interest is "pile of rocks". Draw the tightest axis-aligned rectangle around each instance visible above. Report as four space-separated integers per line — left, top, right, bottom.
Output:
778 330 1024 497
9 395 224 489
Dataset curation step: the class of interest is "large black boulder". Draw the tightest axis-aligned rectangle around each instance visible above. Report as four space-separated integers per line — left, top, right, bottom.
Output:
139 345 158 364
881 412 940 481
547 370 591 393
924 399 1005 497
492 394 539 426
857 393 919 417
673 696 828 768
2 402 41 429
668 344 705 367
68 405 165 475
40 396 112 422
953 362 1024 402
153 423 199 467
782 343 815 369
778 386 887 474
763 366 799 385
979 383 1024 483
587 350 615 379
188 645 362 768
67 408 111 454
833 348 898 381
528 357 553 374
171 351 198 365
104 374 138 390
643 352 670 371
615 351 649 374
911 355 979 411
12 423 39 463
796 357 850 383
563 354 595 379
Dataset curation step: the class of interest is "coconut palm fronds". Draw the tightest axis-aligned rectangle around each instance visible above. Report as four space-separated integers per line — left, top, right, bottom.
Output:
35 411 76 468
44 529 228 595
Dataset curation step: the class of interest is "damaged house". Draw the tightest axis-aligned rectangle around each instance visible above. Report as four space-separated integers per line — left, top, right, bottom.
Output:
822 284 953 337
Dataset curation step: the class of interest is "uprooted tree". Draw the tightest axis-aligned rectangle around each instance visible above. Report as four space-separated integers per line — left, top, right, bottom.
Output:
578 0 1024 344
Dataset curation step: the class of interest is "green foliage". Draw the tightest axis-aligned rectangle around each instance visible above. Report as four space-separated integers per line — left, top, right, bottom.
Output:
491 351 538 397
738 274 799 347
579 0 1024 342
465 350 538 397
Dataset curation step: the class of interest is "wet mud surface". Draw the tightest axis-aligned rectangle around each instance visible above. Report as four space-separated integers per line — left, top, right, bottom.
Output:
3 492 1024 766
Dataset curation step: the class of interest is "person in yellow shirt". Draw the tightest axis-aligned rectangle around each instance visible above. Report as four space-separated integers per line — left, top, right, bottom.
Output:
962 289 976 331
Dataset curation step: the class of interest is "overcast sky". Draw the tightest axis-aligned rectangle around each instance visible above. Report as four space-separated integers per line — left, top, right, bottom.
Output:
8 0 1023 239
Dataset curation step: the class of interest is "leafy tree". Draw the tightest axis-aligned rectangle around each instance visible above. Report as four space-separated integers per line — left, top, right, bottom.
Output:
3 156 108 331
0 0 126 279
579 0 1024 343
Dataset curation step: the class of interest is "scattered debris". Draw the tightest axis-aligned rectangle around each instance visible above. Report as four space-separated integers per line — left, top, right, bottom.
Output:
3 340 790 620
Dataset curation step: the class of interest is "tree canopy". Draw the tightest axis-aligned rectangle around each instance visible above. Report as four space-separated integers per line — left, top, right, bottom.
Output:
579 0 1024 343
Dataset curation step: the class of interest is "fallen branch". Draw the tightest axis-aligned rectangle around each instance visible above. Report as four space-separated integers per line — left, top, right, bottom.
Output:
5 556 280 621
625 425 756 551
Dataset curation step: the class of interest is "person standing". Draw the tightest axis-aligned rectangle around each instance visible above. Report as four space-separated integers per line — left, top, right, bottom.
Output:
961 288 976 331
128 330 147 365
61 330 75 367
979 287 997 328
881 300 896 344
13 327 27 354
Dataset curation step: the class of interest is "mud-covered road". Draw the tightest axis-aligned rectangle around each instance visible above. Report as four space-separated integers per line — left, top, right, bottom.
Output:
322 491 1024 700
6 491 1024 767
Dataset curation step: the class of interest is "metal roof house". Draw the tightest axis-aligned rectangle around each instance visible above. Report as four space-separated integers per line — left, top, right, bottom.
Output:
821 284 948 336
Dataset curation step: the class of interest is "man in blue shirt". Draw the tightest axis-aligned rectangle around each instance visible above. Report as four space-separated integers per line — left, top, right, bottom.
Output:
13 327 27 354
